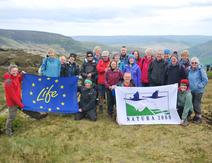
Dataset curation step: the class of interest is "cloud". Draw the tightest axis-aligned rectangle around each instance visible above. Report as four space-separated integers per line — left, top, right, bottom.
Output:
0 0 212 35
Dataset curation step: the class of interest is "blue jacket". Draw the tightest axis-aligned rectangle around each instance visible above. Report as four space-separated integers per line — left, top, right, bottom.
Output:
41 57 61 77
124 63 141 87
188 67 208 93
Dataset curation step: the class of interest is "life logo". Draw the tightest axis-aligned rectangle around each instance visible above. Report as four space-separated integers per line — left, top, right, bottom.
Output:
124 90 170 116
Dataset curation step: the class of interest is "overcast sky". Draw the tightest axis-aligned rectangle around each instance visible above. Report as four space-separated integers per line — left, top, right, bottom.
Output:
0 0 212 36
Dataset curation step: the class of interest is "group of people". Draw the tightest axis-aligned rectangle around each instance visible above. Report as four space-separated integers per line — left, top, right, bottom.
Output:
3 46 208 136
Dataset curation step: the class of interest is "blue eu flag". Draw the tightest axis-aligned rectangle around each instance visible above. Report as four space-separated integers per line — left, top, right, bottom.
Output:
22 74 78 114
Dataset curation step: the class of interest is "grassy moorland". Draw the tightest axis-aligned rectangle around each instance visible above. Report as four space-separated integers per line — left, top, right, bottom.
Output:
0 80 211 163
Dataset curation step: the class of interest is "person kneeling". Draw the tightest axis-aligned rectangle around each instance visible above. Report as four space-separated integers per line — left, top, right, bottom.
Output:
177 79 193 126
75 79 97 121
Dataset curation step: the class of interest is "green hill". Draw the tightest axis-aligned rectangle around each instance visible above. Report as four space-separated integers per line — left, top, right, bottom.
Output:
0 29 90 54
189 40 212 64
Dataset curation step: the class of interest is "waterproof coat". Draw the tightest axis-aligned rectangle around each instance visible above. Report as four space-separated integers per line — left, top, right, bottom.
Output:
3 72 24 108
40 57 61 77
105 68 123 89
188 67 208 93
96 59 110 84
124 63 141 87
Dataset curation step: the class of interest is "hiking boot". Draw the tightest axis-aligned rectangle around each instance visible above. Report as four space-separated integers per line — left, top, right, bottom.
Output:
193 116 202 124
180 120 189 126
39 113 48 119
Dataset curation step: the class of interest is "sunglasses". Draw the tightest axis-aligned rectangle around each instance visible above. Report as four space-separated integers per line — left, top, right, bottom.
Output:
191 62 198 64
87 56 93 57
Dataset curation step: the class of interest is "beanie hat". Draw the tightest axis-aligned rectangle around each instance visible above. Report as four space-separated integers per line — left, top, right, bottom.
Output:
128 54 135 60
171 53 179 60
180 79 189 86
164 49 171 54
84 79 92 85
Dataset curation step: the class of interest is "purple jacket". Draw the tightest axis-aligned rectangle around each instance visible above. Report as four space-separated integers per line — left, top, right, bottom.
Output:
105 68 123 89
124 63 142 87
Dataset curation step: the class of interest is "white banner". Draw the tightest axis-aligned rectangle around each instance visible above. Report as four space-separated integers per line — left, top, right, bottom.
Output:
115 84 181 125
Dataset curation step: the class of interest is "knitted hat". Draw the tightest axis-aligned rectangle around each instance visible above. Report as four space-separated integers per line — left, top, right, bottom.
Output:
171 53 179 60
180 79 189 87
84 79 92 85
128 54 135 60
164 49 171 54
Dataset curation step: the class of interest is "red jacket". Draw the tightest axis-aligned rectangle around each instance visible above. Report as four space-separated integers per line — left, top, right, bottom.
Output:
3 72 24 108
105 68 123 89
136 58 143 69
96 59 110 84
140 56 153 84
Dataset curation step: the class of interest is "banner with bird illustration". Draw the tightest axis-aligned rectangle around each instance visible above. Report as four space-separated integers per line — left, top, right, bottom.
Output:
22 74 78 114
115 84 181 125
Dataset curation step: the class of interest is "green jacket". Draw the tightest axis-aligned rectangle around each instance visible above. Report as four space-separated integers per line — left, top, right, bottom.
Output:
177 90 193 120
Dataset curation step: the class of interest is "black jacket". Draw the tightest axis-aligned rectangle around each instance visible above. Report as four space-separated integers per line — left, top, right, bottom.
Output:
148 59 166 86
78 86 97 112
165 63 186 85
81 60 97 83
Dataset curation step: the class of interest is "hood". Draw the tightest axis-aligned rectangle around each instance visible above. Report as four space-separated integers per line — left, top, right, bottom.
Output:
3 72 11 80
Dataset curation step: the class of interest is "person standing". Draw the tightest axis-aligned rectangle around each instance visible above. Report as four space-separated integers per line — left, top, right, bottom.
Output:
105 60 123 117
3 65 24 136
164 49 171 65
165 53 187 85
81 51 97 84
65 53 80 77
140 48 154 86
124 54 141 87
40 49 61 77
120 46 128 65
93 46 102 63
60 55 67 77
188 57 208 123
132 50 142 67
113 52 125 72
148 49 166 86
179 50 191 75
96 51 110 113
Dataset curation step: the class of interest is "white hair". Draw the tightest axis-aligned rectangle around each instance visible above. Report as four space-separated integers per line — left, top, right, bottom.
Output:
8 64 18 73
190 57 200 65
145 48 154 55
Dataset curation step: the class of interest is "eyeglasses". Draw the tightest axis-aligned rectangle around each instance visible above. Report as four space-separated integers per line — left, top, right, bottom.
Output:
191 62 198 64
